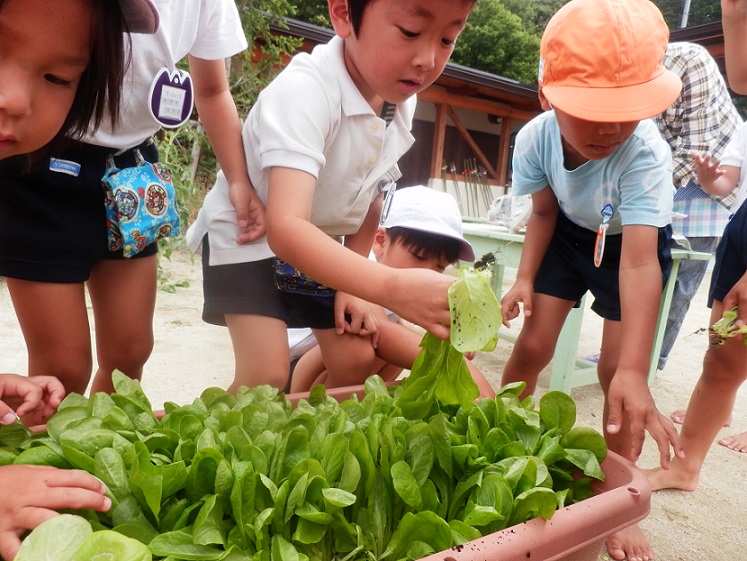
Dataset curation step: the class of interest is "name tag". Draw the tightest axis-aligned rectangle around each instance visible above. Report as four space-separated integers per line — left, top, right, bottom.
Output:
148 68 194 128
49 158 81 176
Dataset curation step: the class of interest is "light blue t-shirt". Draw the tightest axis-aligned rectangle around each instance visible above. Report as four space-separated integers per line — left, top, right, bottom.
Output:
511 112 674 236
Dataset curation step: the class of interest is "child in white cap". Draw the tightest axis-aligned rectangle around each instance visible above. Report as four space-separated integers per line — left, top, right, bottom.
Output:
498 1 683 559
286 185 492 397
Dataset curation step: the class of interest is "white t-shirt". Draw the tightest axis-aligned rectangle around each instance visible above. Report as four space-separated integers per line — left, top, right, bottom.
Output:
186 36 417 265
719 121 747 212
82 0 247 150
512 112 673 234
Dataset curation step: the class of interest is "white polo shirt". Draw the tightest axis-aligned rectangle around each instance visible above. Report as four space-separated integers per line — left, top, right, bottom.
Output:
187 36 417 265
83 0 247 150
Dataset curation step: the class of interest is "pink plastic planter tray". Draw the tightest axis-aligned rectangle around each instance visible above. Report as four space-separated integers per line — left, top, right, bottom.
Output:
416 450 650 561
287 383 650 561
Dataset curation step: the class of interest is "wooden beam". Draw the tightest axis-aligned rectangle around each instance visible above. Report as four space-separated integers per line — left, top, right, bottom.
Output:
445 106 499 180
496 116 513 186
430 103 448 179
419 85 539 122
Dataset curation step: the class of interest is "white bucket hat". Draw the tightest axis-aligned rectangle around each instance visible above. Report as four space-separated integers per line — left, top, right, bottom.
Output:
382 185 475 262
119 0 160 34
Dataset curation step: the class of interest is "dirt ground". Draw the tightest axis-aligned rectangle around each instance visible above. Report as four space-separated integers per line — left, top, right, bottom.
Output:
1 248 745 560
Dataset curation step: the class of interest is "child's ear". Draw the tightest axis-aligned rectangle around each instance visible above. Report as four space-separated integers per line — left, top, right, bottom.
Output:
328 0 353 39
538 86 553 112
372 227 387 260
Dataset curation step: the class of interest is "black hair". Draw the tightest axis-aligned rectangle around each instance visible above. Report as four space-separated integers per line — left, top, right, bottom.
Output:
0 0 131 161
55 0 131 145
386 226 461 265
347 0 477 37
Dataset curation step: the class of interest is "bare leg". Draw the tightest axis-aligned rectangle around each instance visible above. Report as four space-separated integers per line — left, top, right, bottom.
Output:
597 320 654 561
87 256 157 394
313 328 376 388
6 278 93 395
289 346 328 392
501 293 574 398
226 314 291 392
646 302 747 491
670 408 731 426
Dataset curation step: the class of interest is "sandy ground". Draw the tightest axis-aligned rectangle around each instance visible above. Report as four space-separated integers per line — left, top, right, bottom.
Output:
1 248 746 560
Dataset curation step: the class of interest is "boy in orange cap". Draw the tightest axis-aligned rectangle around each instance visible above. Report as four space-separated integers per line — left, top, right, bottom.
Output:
499 1 683 559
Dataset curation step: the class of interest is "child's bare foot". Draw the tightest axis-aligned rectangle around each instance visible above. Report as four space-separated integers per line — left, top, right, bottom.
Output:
670 408 732 426
606 524 653 561
643 464 699 492
718 431 747 453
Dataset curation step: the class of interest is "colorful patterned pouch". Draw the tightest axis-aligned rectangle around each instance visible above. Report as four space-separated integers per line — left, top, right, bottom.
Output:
102 149 181 257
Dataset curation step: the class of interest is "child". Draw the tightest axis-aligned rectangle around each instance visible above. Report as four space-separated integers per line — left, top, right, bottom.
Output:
691 122 747 215
642 121 747 492
497 1 682 559
187 0 476 392
0 0 264 396
286 185 493 397
0 1 158 558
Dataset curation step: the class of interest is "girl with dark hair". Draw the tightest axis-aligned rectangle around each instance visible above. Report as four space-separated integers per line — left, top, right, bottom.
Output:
0 1 158 558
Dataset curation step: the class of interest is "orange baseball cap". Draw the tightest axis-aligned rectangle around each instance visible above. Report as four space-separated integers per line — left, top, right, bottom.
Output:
538 0 681 122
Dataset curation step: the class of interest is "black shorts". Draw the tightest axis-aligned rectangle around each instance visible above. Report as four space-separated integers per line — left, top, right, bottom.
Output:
0 140 159 283
534 212 673 320
200 235 337 329
709 203 747 306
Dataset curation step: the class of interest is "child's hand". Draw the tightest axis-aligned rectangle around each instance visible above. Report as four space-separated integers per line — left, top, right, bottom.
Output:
385 269 453 340
606 371 683 468
691 151 724 187
229 180 266 244
0 465 111 561
334 292 380 344
721 271 747 329
500 279 533 328
0 374 65 426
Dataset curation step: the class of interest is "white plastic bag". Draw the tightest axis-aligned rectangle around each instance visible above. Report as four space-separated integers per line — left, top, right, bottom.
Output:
487 194 531 232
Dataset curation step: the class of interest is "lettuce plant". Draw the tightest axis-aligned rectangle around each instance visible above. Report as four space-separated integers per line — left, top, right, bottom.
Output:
3 372 606 561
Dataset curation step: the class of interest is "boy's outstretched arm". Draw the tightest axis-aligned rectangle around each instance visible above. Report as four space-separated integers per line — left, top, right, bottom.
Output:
501 186 558 327
607 225 682 467
722 0 747 94
189 56 265 243
266 167 452 339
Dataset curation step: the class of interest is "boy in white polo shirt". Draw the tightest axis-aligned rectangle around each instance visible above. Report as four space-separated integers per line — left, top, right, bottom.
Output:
187 0 476 392
285 186 493 397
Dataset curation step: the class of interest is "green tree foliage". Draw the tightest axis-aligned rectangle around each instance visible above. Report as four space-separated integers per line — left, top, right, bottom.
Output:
452 0 541 84
653 0 721 28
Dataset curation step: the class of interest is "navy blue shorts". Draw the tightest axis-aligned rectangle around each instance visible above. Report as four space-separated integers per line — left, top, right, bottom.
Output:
709 203 747 306
0 140 158 283
200 235 337 329
534 212 673 320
